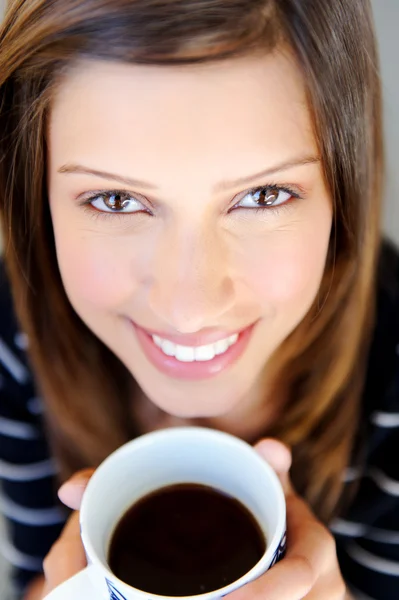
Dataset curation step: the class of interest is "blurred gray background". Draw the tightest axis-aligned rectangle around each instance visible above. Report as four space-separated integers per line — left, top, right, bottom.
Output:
0 1 398 599
373 0 399 245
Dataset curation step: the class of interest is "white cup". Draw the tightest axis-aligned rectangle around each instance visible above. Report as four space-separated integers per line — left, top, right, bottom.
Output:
44 427 286 600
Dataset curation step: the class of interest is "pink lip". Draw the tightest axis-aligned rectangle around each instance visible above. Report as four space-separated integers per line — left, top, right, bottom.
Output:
134 325 246 347
131 321 256 381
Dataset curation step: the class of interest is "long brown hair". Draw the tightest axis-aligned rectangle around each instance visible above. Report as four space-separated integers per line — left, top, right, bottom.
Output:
0 0 383 523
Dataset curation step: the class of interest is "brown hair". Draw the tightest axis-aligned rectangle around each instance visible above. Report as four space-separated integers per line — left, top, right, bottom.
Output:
0 0 383 523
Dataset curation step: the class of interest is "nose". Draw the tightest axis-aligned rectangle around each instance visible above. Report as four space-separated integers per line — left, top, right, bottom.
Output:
147 225 235 333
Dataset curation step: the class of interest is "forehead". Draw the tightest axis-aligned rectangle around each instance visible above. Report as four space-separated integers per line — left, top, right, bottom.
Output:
48 52 317 185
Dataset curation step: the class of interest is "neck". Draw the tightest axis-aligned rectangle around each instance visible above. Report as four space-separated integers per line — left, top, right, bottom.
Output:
131 376 284 445
205 377 283 443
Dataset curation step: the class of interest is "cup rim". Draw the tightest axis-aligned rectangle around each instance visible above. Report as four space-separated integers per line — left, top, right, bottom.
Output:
80 426 287 600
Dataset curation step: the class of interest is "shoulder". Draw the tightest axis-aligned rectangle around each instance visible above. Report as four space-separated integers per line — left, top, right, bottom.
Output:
0 259 28 354
359 238 399 477
331 240 399 598
0 259 38 418
362 238 399 418
375 238 399 344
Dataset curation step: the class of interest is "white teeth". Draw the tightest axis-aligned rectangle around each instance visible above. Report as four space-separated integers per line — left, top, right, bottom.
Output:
151 333 239 363
175 345 195 362
195 345 216 362
160 339 175 356
228 333 239 346
153 335 163 348
213 338 230 355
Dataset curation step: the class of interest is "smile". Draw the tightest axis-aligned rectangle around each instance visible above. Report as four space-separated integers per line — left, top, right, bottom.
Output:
131 322 256 381
151 333 239 363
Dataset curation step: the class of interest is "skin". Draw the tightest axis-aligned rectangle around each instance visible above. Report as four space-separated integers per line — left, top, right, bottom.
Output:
47 51 332 432
27 51 351 598
33 443 350 600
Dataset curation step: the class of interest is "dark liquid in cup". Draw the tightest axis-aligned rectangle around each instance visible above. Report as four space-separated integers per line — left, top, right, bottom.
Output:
108 483 266 596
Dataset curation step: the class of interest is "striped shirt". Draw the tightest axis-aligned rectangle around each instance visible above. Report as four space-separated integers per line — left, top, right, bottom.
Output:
0 241 398 599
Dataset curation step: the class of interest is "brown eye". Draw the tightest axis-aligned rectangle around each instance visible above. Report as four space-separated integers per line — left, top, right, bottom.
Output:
235 186 293 210
257 188 279 206
104 193 131 211
90 191 145 213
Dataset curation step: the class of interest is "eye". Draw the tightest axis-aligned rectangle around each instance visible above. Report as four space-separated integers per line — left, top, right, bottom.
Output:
89 191 147 214
233 185 298 211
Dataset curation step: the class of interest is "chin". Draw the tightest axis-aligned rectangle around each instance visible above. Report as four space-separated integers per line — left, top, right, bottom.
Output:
148 391 241 420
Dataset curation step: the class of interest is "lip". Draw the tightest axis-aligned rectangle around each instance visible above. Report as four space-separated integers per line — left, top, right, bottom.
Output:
134 325 246 347
131 321 256 381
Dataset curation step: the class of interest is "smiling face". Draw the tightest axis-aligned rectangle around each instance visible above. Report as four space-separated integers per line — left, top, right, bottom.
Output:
48 51 332 419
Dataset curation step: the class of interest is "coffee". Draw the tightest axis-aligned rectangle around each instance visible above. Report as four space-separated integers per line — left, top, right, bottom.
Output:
108 483 266 596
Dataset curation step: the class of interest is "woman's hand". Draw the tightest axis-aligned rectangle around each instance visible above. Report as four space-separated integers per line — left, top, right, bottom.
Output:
36 468 94 599
229 439 350 600
28 443 350 600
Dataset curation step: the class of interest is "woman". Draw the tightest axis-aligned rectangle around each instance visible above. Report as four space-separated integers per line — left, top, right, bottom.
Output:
0 0 398 598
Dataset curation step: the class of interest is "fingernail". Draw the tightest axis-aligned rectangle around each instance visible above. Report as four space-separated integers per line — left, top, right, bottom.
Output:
58 474 90 498
58 484 88 511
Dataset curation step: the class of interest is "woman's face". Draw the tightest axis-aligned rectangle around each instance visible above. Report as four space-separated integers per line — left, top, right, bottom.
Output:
48 51 332 418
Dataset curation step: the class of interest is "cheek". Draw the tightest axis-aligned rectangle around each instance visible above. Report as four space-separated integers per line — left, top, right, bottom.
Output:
264 245 325 309
52 227 142 311
237 217 331 312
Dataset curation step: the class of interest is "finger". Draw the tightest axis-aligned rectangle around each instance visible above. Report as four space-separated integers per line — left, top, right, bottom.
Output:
23 575 46 600
43 511 87 593
254 438 292 494
300 568 348 600
58 468 95 510
286 493 336 576
229 555 313 600
229 495 322 600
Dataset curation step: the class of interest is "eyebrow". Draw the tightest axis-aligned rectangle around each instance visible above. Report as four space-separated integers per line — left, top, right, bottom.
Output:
58 154 321 193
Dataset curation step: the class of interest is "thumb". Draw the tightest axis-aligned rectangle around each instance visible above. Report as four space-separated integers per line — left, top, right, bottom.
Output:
57 468 95 510
254 438 293 495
